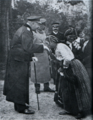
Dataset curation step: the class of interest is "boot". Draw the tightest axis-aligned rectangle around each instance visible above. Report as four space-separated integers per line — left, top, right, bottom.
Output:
75 111 85 119
35 83 40 94
44 82 55 92
54 92 58 102
54 92 63 108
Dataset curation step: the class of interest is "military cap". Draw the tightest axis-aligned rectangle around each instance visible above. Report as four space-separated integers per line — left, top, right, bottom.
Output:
52 21 60 25
27 16 41 21
38 18 46 24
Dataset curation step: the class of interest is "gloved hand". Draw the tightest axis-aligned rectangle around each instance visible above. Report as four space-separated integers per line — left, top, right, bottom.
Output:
72 41 81 50
32 57 38 62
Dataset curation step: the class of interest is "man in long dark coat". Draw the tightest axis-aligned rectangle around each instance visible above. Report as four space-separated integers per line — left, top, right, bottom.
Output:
3 16 48 114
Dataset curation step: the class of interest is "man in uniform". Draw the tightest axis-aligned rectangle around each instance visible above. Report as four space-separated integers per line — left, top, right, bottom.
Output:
3 16 49 114
32 18 55 93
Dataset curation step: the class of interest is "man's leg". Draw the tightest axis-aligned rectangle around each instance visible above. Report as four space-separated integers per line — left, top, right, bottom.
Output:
14 103 35 114
44 82 55 92
35 83 40 94
14 103 27 112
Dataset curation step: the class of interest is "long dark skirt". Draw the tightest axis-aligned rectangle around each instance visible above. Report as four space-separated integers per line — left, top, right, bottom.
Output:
59 75 79 115
71 59 91 113
57 59 91 115
3 56 30 105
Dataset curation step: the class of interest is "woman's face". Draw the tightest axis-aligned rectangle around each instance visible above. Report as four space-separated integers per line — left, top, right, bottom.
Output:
66 35 77 43
79 32 85 38
75 23 81 32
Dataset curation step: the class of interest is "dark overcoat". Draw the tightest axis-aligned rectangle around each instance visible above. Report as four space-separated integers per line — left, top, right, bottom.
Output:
50 32 66 83
3 25 43 105
50 32 66 43
81 40 92 79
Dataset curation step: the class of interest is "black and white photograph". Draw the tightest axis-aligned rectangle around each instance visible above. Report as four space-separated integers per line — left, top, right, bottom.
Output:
0 0 92 120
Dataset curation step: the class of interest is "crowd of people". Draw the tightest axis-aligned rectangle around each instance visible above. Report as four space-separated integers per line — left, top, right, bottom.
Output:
3 15 92 119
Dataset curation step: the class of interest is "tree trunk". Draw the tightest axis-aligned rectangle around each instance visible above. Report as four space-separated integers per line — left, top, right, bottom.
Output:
0 0 11 79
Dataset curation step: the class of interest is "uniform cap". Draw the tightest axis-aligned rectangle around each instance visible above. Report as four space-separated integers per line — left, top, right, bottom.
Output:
52 21 60 25
38 18 46 24
27 16 41 21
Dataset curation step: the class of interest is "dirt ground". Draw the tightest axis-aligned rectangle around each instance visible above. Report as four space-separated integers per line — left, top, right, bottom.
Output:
0 79 92 120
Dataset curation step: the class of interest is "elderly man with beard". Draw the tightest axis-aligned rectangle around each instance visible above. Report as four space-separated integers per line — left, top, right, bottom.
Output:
3 16 49 114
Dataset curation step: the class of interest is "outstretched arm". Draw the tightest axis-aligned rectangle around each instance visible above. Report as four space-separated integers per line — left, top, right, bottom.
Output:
22 32 43 54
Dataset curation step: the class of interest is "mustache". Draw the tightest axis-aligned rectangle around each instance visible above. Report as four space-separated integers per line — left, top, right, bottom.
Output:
53 28 58 30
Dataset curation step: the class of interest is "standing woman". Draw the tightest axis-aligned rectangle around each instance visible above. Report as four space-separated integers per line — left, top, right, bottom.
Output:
31 18 54 93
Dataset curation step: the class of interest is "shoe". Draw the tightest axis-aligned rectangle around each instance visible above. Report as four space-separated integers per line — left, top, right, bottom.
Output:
20 109 35 114
44 87 55 92
75 113 85 119
54 92 58 102
59 110 70 115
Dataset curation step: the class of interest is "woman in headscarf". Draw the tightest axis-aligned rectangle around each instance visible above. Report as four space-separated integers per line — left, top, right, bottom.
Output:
47 35 91 119
64 25 85 61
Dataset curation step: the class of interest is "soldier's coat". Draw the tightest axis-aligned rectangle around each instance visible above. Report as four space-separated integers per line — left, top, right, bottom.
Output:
31 31 51 83
3 25 43 104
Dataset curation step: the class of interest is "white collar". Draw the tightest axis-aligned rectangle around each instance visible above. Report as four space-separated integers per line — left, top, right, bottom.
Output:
53 31 58 35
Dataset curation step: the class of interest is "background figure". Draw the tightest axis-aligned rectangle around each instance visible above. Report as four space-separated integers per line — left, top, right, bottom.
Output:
64 25 77 48
79 28 92 80
31 18 54 94
65 26 92 79
50 21 65 44
49 21 66 85
64 25 85 61
3 16 46 114
81 38 92 80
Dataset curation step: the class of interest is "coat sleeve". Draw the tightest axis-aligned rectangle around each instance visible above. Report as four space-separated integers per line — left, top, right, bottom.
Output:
22 32 44 54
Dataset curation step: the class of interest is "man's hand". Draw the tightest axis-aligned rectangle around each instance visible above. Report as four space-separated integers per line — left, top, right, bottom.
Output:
32 57 38 62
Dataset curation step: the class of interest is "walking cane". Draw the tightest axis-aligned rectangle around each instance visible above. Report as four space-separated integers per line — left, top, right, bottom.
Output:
33 61 40 110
